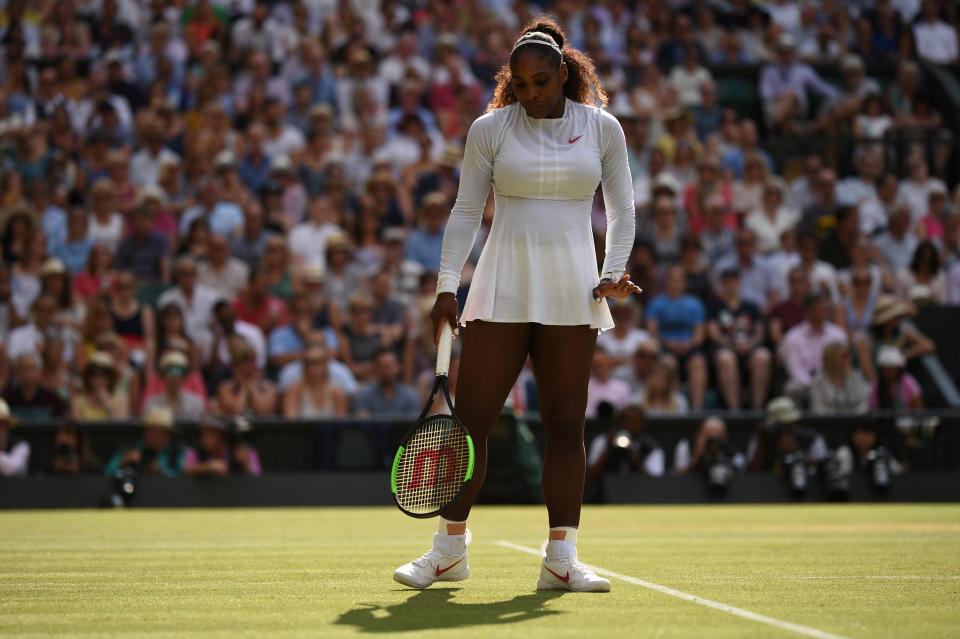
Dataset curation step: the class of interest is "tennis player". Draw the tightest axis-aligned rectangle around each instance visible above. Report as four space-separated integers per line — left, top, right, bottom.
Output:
394 18 640 592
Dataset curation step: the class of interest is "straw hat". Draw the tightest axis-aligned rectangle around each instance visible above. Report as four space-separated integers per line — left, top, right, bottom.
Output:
0 398 12 425
143 406 174 430
41 258 66 276
766 396 800 425
871 295 910 326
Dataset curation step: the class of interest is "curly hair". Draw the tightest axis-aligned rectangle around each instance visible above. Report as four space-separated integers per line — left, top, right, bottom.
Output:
487 16 608 112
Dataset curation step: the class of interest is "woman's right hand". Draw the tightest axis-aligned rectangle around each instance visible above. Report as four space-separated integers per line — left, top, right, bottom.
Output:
430 292 459 346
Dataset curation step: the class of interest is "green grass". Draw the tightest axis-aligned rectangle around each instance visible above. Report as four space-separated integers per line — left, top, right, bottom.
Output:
1 505 958 638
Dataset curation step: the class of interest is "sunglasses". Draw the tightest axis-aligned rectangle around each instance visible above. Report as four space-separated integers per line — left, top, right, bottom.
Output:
161 366 187 377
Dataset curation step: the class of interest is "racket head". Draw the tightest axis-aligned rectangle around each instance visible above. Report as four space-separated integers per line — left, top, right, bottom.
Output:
390 380 474 518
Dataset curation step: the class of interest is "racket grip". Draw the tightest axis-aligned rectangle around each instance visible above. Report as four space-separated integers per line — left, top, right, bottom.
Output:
436 322 454 376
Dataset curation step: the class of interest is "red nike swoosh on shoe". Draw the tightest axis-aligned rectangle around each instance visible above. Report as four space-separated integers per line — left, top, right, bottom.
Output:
568 135 583 144
435 558 464 577
544 566 570 583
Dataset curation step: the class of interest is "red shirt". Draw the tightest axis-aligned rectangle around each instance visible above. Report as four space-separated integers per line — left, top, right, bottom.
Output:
233 295 289 332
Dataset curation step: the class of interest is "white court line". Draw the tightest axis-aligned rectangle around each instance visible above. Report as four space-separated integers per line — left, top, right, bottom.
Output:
496 540 850 639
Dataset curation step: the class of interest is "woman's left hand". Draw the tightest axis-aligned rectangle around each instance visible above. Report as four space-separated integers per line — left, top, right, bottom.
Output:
593 273 642 301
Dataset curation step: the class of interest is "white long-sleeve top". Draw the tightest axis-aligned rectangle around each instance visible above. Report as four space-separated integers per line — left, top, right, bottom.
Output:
0 438 30 477
437 98 635 332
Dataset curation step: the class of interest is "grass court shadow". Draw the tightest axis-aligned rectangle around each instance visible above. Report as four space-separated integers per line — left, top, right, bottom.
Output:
334 588 565 633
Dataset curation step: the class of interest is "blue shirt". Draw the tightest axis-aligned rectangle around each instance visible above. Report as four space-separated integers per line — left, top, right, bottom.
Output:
647 294 705 342
239 155 272 195
406 228 444 271
180 202 244 237
55 240 93 275
267 325 304 358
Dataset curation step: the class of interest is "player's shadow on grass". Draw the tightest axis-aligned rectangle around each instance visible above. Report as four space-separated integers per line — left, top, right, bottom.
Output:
334 588 565 633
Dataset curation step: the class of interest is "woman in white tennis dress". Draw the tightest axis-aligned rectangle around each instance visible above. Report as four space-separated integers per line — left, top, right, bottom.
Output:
394 18 640 593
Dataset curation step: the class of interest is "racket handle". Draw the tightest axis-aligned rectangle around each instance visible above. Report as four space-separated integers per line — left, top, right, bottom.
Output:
436 322 454 376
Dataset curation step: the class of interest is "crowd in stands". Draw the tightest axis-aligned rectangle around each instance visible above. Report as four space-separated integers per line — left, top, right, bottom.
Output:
0 0 958 478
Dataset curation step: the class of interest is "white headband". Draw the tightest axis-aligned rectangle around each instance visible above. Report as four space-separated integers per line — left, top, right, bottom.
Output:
511 32 562 57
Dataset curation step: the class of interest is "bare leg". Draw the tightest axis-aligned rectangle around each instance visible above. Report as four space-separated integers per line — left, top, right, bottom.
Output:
528 324 598 528
687 353 708 410
441 321 531 521
749 347 772 409
715 348 740 409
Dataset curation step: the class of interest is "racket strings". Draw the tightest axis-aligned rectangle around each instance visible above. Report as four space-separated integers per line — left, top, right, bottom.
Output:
395 417 470 515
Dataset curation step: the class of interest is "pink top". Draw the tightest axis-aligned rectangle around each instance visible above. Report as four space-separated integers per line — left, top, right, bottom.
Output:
183 447 262 476
870 373 922 409
918 214 944 240
782 321 848 386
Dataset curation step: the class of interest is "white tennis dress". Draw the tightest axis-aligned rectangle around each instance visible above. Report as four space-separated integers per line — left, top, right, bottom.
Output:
437 97 635 332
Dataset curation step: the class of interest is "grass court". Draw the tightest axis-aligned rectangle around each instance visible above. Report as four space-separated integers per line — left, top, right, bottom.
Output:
1 504 958 638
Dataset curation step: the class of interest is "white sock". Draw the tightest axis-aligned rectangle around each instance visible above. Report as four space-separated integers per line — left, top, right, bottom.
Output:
550 526 578 545
547 526 578 558
438 517 467 536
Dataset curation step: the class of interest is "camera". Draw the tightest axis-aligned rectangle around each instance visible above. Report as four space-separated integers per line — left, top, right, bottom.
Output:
55 443 78 463
823 447 852 501
108 465 139 508
612 430 633 450
866 446 892 492
703 438 734 494
783 452 807 497
230 415 255 446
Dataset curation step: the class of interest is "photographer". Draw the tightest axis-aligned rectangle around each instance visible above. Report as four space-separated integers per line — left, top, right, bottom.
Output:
673 417 745 476
103 407 186 477
0 399 29 477
586 404 665 480
747 396 828 494
49 422 100 476
184 415 262 477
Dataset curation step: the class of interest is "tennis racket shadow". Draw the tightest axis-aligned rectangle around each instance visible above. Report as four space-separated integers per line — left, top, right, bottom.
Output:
334 588 565 633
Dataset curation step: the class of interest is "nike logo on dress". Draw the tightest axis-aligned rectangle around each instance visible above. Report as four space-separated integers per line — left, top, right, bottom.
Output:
545 566 570 583
568 135 583 144
435 558 464 577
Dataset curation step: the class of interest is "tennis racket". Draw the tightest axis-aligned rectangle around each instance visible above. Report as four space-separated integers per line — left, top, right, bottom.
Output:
390 322 474 518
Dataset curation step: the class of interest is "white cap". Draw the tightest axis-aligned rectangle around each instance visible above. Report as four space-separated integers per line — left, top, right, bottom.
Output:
876 345 906 368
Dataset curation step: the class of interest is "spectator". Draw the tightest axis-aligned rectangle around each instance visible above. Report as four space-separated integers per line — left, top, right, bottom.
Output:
913 0 959 65
38 336 71 401
745 181 800 255
646 265 707 409
369 269 410 356
810 341 871 414
277 329 358 396
0 398 29 476
213 341 277 416
681 234 714 302
338 293 387 383
897 241 946 304
323 233 362 309
614 339 660 401
897 152 948 224
114 197 172 283
669 46 713 108
354 349 419 417
871 346 923 410
673 417 746 476
598 300 652 368
699 194 736 264
759 33 838 131
107 271 155 367
636 360 689 416
3 353 66 421
86 179 124 253
707 268 772 410
230 202 271 271
157 256 219 345
587 404 664 479
586 347 632 419
874 202 919 273
198 234 250 300
781 292 848 402
144 351 205 420
799 168 840 239
289 197 344 270
233 270 289 338
917 185 949 242
282 346 349 418
837 267 880 339
184 415 262 477
179 177 244 238
259 235 295 301
103 406 186 477
6 295 59 362
209 299 267 373
640 194 684 267
863 297 935 380
70 352 127 421
54 209 92 276
406 191 448 271
714 229 777 310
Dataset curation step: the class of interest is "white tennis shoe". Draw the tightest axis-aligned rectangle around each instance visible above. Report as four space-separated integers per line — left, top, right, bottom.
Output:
393 531 470 589
537 541 611 593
